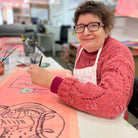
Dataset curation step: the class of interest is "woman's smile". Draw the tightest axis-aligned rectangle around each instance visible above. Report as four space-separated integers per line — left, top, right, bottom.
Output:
82 38 94 41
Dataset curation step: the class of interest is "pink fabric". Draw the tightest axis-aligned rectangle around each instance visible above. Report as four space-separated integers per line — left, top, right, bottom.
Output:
55 37 135 120
115 0 138 18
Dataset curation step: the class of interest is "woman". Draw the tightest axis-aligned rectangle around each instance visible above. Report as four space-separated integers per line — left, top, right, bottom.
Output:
27 1 135 120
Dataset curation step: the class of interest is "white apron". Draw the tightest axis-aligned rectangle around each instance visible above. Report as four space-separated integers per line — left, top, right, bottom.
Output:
73 47 102 85
73 47 126 118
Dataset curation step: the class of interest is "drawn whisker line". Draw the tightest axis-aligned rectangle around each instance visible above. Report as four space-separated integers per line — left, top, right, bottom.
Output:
7 119 11 124
16 119 20 124
1 119 26 126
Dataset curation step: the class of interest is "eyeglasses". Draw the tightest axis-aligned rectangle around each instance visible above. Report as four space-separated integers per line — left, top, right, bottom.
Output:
73 22 104 33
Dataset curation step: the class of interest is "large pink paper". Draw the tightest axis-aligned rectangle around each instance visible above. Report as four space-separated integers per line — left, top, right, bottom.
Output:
0 68 79 138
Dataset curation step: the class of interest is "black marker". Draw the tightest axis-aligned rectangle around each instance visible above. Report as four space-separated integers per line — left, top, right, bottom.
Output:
39 55 43 66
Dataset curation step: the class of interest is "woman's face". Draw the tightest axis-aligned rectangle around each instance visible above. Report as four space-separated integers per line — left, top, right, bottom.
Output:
76 13 109 52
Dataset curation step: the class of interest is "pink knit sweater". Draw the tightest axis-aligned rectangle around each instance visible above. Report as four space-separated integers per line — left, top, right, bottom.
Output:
50 37 135 120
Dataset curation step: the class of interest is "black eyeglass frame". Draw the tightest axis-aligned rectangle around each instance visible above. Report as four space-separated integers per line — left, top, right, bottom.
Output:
73 22 104 33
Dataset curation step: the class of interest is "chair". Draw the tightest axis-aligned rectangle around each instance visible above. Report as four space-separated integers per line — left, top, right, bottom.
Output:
55 25 71 46
128 77 138 118
55 25 71 57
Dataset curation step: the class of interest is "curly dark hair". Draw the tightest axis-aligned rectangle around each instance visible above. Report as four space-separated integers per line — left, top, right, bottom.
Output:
73 1 115 32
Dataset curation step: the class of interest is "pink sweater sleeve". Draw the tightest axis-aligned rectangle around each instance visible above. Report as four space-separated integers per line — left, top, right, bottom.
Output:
50 76 63 93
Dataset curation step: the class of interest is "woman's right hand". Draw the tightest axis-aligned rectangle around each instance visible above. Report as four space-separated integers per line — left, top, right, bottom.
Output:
27 64 56 89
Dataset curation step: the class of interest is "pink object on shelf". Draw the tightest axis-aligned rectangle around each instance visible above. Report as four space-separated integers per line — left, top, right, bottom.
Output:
115 0 138 18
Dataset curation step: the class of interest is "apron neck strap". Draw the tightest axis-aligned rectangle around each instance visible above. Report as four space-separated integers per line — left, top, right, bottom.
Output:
74 47 103 68
74 48 83 68
94 47 103 65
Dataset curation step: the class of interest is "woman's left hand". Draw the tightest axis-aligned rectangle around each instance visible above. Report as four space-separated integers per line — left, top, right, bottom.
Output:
27 64 56 89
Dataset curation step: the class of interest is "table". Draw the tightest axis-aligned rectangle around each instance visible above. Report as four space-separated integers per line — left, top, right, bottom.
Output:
0 43 138 138
78 112 138 138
